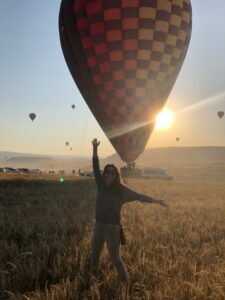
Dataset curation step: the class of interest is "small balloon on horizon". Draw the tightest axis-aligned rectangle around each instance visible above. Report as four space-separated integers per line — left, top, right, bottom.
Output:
29 113 36 121
71 104 75 109
217 111 224 119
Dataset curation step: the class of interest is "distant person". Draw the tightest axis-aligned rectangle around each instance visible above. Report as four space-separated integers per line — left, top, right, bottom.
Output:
72 169 75 176
90 138 169 283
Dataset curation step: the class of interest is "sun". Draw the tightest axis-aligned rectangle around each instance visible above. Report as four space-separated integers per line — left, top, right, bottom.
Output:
155 108 174 129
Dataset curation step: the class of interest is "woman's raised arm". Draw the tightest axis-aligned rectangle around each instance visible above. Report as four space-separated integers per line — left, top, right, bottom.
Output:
92 138 102 184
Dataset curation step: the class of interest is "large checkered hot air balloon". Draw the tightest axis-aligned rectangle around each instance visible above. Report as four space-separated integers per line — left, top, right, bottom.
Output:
59 0 192 163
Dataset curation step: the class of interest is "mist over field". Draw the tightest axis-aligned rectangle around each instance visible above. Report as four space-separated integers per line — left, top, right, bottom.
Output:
1 147 225 173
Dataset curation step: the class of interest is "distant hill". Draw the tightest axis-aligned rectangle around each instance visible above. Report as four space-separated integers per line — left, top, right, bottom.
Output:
8 157 53 162
0 151 46 161
0 151 90 172
0 151 89 161
1 147 225 172
105 146 225 167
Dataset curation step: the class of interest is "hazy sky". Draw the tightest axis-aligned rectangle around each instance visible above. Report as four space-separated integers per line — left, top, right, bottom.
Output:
0 1 225 157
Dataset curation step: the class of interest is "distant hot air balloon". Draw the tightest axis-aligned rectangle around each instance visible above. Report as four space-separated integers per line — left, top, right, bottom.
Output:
71 104 75 109
29 113 36 122
65 142 69 146
217 111 224 119
176 137 180 142
59 0 192 163
70 147 72 151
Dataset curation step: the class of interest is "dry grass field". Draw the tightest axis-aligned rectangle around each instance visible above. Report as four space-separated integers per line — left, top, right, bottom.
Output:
0 164 225 299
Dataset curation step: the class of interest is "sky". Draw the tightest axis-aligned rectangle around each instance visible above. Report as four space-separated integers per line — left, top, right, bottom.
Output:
0 1 225 158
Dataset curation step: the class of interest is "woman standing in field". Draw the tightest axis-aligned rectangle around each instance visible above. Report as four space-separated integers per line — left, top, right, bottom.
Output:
90 138 169 283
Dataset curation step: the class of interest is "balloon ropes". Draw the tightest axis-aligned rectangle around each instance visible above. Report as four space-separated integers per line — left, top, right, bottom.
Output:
59 0 192 163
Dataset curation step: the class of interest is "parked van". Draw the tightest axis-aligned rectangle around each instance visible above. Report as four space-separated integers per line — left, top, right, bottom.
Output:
142 167 174 180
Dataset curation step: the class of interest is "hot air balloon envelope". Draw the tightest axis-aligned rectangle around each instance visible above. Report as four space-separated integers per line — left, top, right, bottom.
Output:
29 113 36 121
59 0 192 162
71 104 75 109
217 111 224 119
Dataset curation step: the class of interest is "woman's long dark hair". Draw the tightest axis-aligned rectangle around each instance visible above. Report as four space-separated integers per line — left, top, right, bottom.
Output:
103 164 123 197
103 164 121 184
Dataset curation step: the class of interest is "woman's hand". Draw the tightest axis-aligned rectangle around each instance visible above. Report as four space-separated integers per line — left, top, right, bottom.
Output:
154 198 169 208
92 138 100 147
92 138 100 157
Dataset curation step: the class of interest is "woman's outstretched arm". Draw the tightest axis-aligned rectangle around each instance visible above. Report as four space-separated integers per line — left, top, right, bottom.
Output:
92 138 102 184
122 185 169 208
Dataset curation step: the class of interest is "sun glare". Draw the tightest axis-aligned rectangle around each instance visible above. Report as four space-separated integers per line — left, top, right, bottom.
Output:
155 108 174 129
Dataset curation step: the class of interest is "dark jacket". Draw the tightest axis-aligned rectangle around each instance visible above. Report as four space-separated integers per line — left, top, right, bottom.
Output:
93 156 153 224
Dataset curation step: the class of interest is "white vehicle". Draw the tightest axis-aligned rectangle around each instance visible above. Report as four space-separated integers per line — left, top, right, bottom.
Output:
142 167 174 180
120 164 174 180
82 171 94 177
78 169 95 177
30 169 42 174
3 167 20 173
